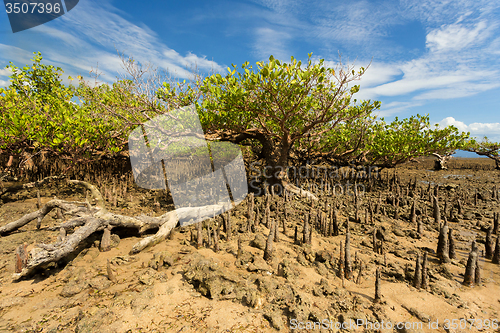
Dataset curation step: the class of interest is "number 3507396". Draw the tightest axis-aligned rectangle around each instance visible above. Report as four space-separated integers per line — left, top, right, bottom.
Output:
444 319 498 330
5 2 61 14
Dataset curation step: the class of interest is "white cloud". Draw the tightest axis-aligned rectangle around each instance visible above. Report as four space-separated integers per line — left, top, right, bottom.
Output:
356 63 403 89
376 101 424 117
360 68 498 100
246 0 500 117
400 0 499 25
414 82 500 100
351 33 500 102
0 0 225 87
361 74 469 97
0 44 34 65
426 21 491 52
438 117 469 132
253 27 291 60
438 117 500 136
0 67 13 76
0 67 13 88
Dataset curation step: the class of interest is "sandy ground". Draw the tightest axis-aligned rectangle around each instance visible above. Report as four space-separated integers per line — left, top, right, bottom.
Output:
0 157 499 333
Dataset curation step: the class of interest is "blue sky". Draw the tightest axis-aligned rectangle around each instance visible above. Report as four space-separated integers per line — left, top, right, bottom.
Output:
1 0 500 145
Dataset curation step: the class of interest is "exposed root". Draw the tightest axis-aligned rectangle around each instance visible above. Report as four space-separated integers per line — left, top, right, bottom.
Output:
129 204 225 254
0 179 229 279
0 199 87 235
276 170 318 201
15 217 104 278
281 180 318 201
68 179 106 210
0 175 67 198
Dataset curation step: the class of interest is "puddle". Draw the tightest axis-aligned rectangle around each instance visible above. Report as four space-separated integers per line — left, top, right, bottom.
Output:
419 180 443 186
443 174 473 179
459 229 477 238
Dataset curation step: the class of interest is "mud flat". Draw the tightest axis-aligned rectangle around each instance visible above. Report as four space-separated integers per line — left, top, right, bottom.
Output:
0 157 499 332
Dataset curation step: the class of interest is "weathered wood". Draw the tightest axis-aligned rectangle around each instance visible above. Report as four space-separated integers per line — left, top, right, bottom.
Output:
5 179 229 279
68 179 107 210
14 217 103 279
0 199 86 235
0 175 66 198
129 204 226 254
281 177 318 201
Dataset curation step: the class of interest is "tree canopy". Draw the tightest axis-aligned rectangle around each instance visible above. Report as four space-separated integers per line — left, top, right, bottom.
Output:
465 137 500 169
183 55 381 181
0 52 472 180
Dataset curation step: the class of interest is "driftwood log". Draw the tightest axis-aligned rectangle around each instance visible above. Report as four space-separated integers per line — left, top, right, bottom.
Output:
0 178 227 279
0 175 67 198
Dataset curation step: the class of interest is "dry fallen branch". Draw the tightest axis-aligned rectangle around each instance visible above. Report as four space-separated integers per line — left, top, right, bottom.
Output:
0 178 227 279
0 199 89 235
0 175 67 198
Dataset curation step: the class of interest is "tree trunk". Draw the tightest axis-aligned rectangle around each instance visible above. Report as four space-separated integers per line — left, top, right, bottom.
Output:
432 153 451 171
259 136 318 201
